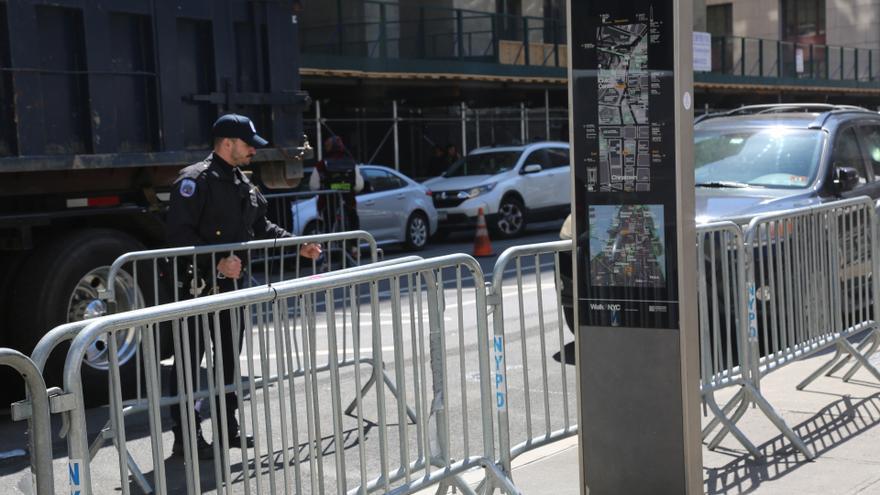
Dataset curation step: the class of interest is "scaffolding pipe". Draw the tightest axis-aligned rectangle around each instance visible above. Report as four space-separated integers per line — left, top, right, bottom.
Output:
316 100 323 161
491 108 496 145
520 102 526 144
461 101 468 155
393 100 400 170
545 89 551 140
476 110 481 148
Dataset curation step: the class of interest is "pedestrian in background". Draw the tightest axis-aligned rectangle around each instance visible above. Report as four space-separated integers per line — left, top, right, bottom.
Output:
309 135 363 233
427 144 448 178
166 113 321 459
446 143 462 167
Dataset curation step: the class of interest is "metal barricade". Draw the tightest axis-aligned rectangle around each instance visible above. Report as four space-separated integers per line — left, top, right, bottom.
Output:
99 230 379 404
21 233 382 493
748 198 880 382
702 197 880 459
1 348 54 494
487 240 577 477
60 254 520 495
695 222 783 459
102 230 379 309
264 189 352 236
28 257 421 494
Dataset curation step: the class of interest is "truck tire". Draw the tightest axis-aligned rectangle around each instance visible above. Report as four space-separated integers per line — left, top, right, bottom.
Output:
8 229 159 406
0 252 28 406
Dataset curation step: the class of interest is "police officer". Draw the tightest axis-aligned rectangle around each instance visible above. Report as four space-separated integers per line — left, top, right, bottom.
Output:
166 114 321 459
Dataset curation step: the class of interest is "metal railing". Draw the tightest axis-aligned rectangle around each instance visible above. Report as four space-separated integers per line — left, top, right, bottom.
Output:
1 349 54 495
302 4 880 87
709 35 880 82
9 199 880 490
101 231 378 305
488 240 576 477
60 254 520 494
701 197 880 459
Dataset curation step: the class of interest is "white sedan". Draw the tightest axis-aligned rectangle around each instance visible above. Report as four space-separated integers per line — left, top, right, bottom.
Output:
291 165 439 250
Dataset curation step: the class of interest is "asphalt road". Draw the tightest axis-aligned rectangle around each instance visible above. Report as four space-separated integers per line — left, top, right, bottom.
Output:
0 220 574 494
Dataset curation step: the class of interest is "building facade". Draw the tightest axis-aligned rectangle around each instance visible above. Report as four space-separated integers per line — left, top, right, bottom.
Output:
299 0 880 178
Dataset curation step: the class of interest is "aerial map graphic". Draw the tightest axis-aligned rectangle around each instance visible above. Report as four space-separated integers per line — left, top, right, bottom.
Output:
595 23 652 193
589 204 666 288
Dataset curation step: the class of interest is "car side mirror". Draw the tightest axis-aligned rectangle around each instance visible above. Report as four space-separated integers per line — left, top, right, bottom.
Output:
523 164 543 174
833 167 860 194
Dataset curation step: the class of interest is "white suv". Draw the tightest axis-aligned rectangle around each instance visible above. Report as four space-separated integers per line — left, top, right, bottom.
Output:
423 142 571 238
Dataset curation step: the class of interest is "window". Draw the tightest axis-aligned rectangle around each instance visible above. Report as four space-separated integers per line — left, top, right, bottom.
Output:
781 0 825 42
361 168 404 193
706 4 732 37
831 128 867 184
546 148 570 168
522 149 552 169
694 128 824 188
781 0 825 77
858 125 880 180
496 0 522 40
707 4 733 74
445 151 520 177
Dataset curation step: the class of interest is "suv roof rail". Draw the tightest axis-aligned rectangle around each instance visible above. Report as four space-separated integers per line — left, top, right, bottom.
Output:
695 103 874 124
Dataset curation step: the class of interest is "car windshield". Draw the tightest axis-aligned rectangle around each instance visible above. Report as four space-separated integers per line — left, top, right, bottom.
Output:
444 151 521 177
694 127 825 189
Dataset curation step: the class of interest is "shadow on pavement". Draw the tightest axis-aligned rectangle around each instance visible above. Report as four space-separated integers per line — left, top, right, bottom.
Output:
703 392 880 494
137 422 378 493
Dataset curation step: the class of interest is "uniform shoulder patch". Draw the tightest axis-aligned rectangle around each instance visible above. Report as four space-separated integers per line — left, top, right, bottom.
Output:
179 179 197 198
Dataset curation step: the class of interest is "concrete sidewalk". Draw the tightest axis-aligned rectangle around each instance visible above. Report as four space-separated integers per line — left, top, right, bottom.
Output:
439 351 880 494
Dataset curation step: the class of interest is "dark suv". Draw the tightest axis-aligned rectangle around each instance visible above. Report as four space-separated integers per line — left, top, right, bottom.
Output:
693 103 880 223
560 103 880 333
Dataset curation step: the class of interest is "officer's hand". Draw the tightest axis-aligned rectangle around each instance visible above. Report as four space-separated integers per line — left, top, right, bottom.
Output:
217 255 242 279
300 243 322 260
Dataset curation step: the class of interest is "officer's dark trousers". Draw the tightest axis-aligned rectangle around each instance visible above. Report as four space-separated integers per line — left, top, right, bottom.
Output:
169 279 245 437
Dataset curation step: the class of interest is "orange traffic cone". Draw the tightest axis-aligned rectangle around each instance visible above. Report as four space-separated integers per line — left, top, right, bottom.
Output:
473 208 494 257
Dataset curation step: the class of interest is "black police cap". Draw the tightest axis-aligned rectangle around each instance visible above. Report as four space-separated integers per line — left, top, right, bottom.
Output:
212 114 269 147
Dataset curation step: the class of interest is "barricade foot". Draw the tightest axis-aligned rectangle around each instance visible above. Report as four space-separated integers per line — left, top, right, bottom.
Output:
342 360 418 424
702 387 746 440
798 346 845 390
704 391 761 458
708 393 751 452
747 383 815 460
842 330 880 382
126 450 153 494
840 339 880 382
430 476 476 495
479 460 522 495
343 362 379 416
380 370 419 424
824 329 878 380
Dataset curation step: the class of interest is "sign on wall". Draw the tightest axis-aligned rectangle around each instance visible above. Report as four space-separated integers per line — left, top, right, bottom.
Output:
693 31 712 71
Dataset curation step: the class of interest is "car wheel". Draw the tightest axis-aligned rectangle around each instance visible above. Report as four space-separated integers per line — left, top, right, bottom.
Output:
404 212 429 251
493 196 526 238
8 229 154 406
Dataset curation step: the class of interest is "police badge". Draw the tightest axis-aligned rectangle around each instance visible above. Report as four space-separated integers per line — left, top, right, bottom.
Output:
179 179 197 198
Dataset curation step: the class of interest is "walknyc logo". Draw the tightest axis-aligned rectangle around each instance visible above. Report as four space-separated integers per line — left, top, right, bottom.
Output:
590 303 622 326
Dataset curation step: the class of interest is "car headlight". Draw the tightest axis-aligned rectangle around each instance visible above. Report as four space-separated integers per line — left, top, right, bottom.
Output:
463 183 496 199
